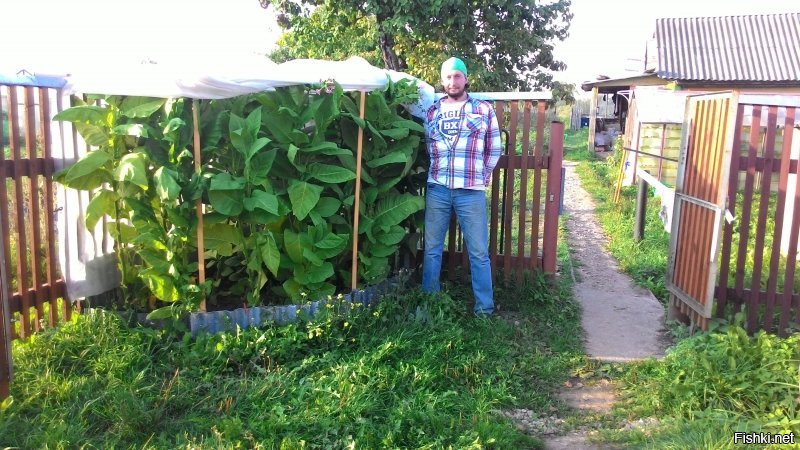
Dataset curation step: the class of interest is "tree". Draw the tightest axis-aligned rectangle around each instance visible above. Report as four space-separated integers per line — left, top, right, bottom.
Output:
260 0 573 91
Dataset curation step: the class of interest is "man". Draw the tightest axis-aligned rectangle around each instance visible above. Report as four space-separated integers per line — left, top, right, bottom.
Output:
422 57 502 316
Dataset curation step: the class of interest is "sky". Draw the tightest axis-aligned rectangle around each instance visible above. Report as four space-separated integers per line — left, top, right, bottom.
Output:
4 0 797 88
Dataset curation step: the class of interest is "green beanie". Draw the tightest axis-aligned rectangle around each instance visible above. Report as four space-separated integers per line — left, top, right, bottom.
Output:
441 57 468 77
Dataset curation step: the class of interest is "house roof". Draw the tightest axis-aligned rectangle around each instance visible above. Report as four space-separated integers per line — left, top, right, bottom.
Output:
656 13 800 82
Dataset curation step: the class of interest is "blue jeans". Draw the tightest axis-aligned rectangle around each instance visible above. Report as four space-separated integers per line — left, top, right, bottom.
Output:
422 182 494 315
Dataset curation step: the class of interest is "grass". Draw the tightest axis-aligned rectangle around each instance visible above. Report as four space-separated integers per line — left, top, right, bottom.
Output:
0 269 585 449
563 130 800 449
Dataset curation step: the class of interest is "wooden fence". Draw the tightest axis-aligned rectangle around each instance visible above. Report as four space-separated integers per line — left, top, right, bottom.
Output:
441 98 564 284
1 84 70 398
668 92 800 336
716 98 800 336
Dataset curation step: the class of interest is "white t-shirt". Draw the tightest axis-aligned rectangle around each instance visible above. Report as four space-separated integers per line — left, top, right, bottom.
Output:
437 100 466 142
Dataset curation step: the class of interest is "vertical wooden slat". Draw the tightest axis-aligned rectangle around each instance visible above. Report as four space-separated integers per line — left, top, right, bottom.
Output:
39 88 59 328
543 122 564 274
740 106 762 333
0 87 14 331
192 100 207 310
657 124 666 181
717 104 745 316
349 91 367 290
687 99 709 301
678 101 702 300
0 86 11 399
502 102 519 281
8 87 32 338
489 101 504 283
530 100 546 269
755 107 778 332
777 109 797 335
516 101 532 277
24 87 44 331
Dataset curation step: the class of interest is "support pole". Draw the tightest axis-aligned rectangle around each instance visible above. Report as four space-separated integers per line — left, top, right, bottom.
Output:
634 176 648 242
351 91 366 290
588 87 598 152
192 100 206 311
543 121 564 276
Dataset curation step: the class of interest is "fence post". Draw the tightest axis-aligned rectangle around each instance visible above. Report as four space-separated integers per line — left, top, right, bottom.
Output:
634 176 648 242
543 121 564 276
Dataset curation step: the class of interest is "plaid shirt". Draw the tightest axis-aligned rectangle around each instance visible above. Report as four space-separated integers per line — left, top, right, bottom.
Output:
425 95 502 189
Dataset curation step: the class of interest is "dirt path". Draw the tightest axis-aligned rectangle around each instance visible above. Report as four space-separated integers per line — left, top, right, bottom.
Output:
541 160 671 450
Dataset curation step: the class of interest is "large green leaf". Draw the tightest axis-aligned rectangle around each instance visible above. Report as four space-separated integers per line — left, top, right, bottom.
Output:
365 242 397 258
314 197 341 217
260 233 281 277
314 232 348 259
301 248 324 267
209 173 246 216
372 193 425 232
85 189 118 231
229 112 248 153
74 123 110 147
114 152 149 190
248 149 277 179
366 150 409 168
287 180 322 220
284 229 311 264
305 262 334 284
120 97 166 118
141 270 179 302
209 190 244 217
391 119 425 133
53 105 109 125
112 123 148 137
381 128 410 140
307 164 356 184
154 167 181 202
244 189 279 214
146 306 177 321
63 150 112 187
375 225 406 246
204 223 244 257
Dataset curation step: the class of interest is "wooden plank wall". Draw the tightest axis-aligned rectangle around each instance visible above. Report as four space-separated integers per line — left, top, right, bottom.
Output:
717 103 800 336
443 99 563 283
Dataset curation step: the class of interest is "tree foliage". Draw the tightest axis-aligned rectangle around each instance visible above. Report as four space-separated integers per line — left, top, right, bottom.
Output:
262 0 573 92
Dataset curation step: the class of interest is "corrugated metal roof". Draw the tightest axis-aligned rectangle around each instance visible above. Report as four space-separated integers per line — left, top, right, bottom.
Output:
656 13 800 82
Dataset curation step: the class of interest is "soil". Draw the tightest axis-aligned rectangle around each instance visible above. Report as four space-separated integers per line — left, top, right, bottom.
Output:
534 160 672 449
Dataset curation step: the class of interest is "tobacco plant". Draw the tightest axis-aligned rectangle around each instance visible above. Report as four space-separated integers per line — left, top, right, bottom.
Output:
54 79 426 315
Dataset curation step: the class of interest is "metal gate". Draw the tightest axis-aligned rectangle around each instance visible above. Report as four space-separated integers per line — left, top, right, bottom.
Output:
666 92 739 329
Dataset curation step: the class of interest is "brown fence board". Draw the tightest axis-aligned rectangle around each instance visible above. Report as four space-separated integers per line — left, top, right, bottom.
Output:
8 88 33 338
777 109 797 334
530 101 545 268
0 88 13 330
717 104 745 316
24 87 46 331
502 102 518 281
743 105 763 333
735 106 760 306
516 101 532 278
40 89 60 327
756 107 778 331
543 122 564 274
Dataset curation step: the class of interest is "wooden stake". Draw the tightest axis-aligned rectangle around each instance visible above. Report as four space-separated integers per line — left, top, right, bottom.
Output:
351 91 366 290
193 100 206 311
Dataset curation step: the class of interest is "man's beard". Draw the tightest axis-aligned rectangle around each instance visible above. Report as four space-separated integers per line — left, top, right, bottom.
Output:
445 86 467 99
